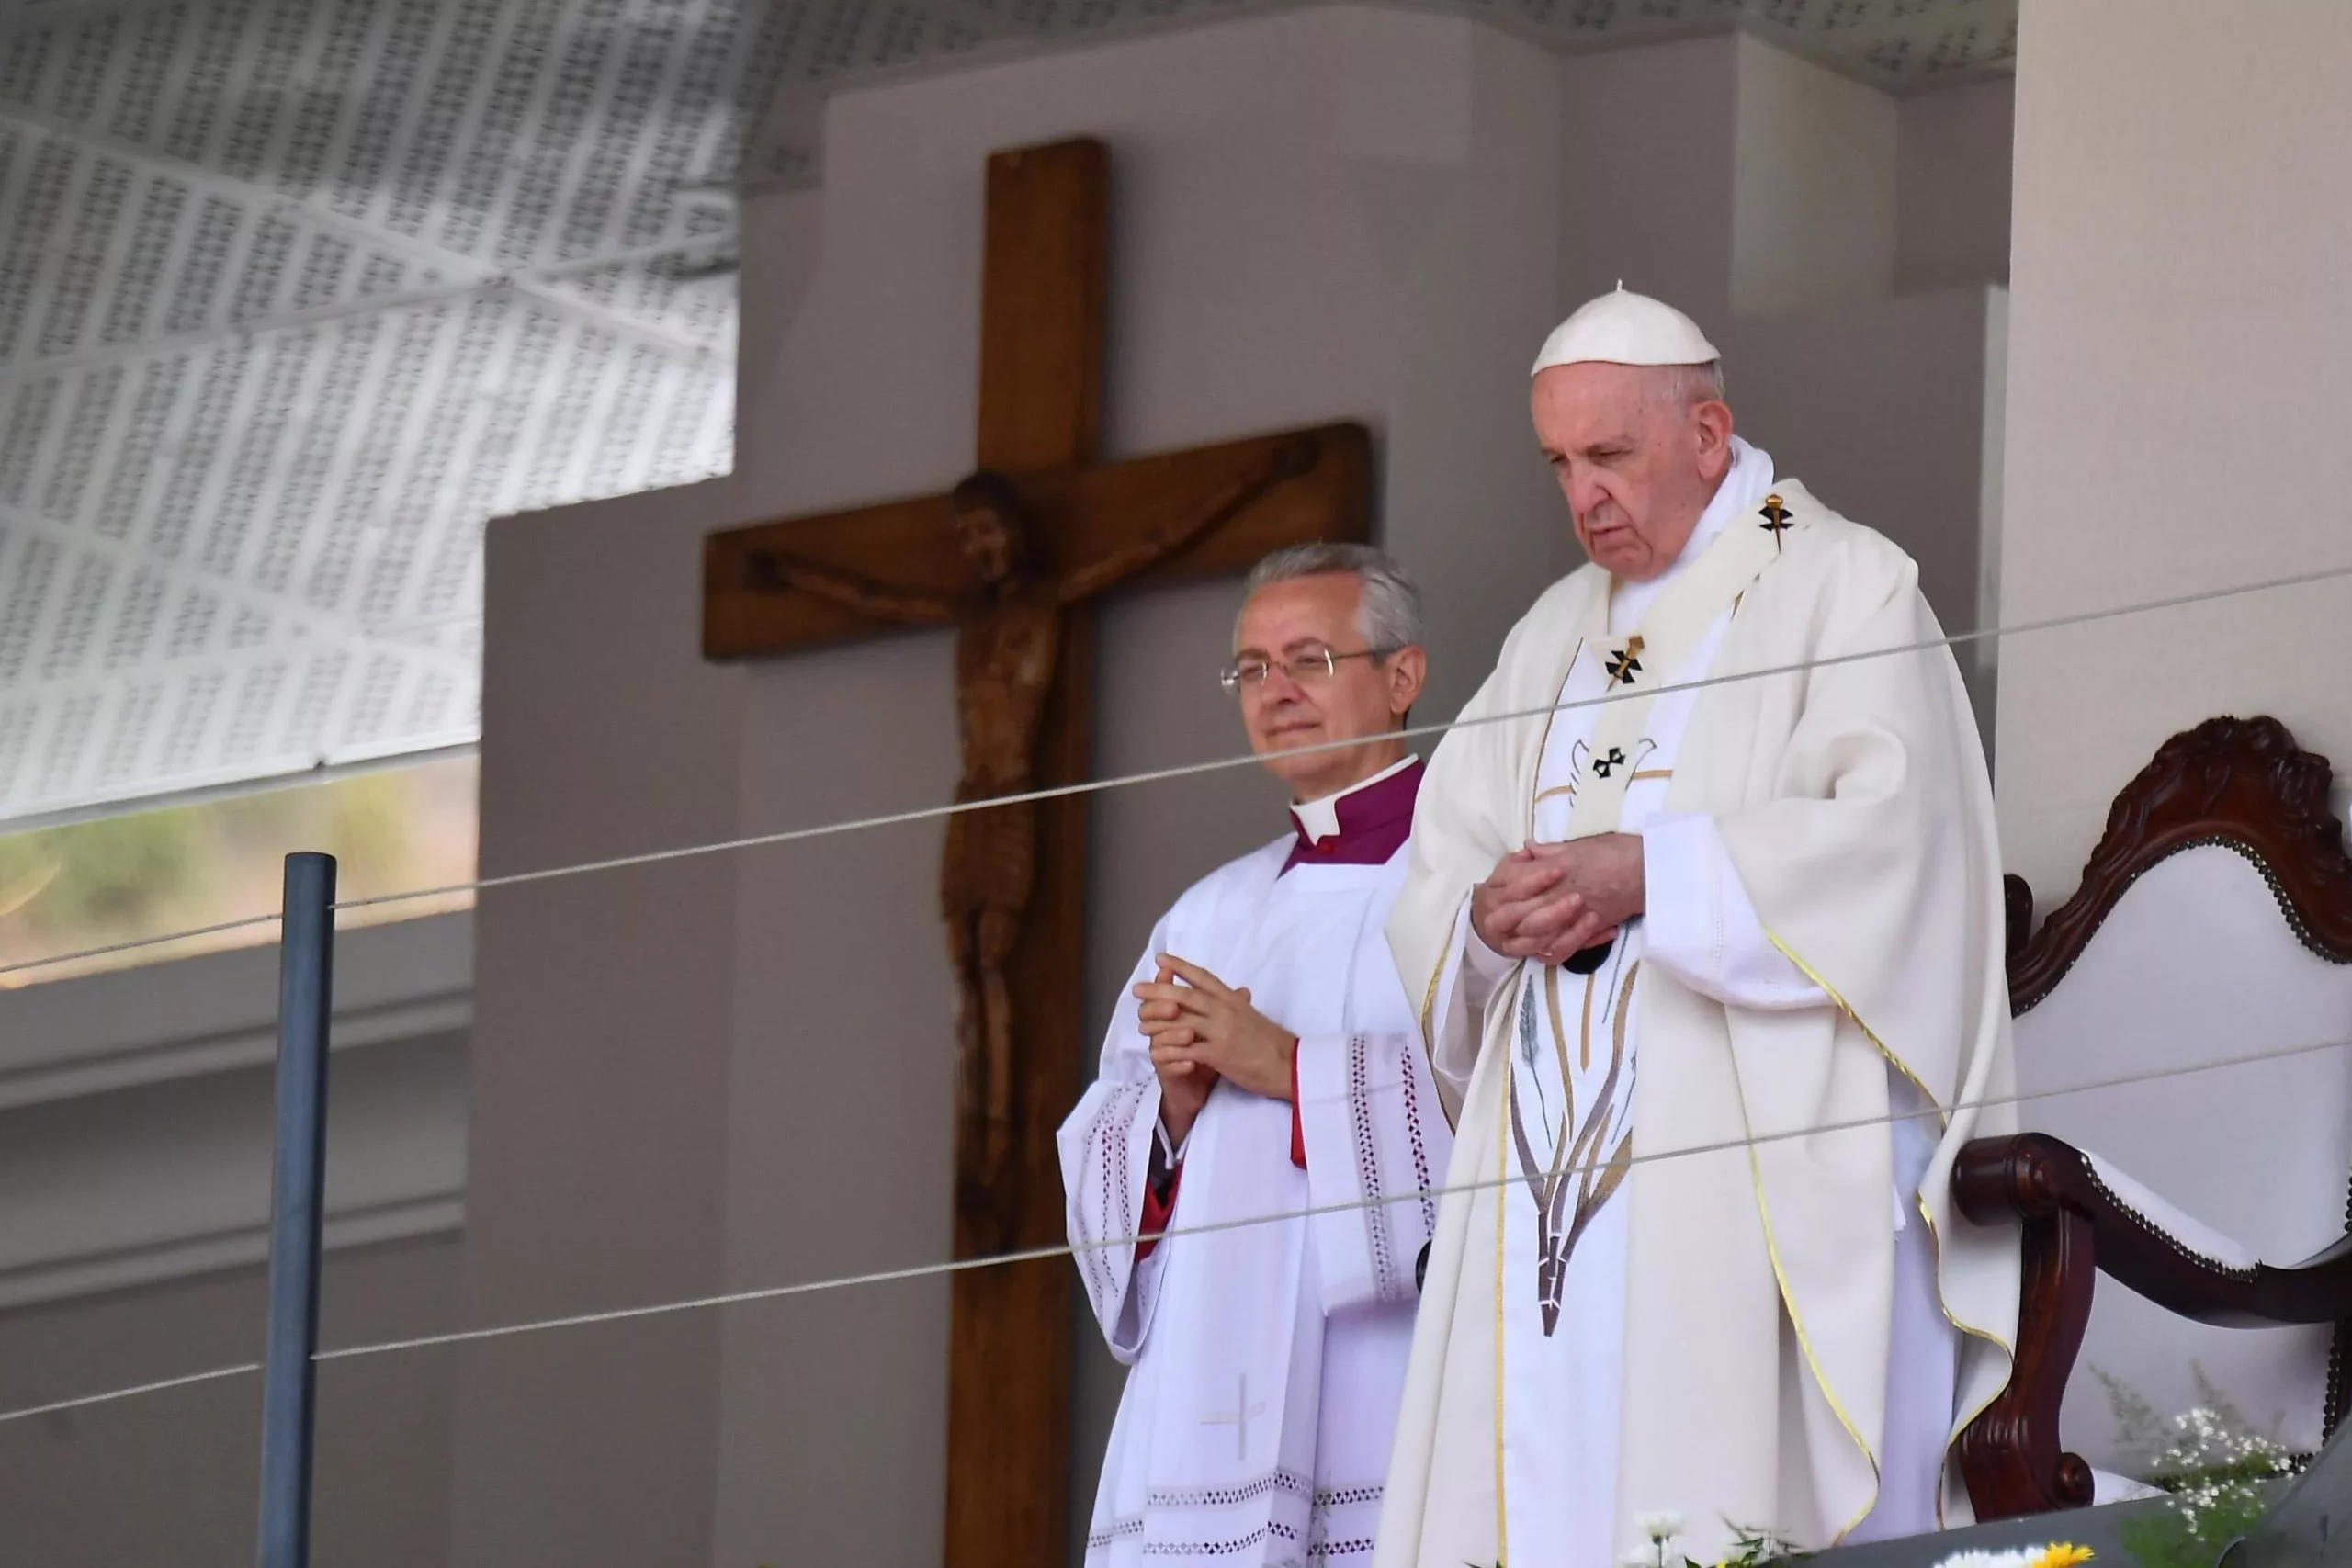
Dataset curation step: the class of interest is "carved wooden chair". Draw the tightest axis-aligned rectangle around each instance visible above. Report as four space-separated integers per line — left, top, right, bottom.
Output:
1954 716 2352 1520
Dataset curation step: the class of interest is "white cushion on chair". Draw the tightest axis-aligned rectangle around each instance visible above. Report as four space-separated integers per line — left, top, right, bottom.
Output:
2014 843 2352 1472
2092 1468 2165 1506
2081 1151 2263 1274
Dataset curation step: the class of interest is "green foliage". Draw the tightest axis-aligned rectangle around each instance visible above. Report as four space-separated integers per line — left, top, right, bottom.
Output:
1712 1526 1805 1568
2093 1365 2171 1473
328 770 413 871
2098 1370 2303 1568
0 756 476 978
0 833 61 915
0 807 202 931
1617 1517 1803 1568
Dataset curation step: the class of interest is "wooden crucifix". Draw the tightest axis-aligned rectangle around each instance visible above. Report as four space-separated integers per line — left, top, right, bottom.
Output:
701 137 1371 1568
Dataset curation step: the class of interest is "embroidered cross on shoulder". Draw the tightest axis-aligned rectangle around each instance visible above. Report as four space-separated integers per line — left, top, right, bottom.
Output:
1590 746 1626 779
1604 634 1645 686
1758 493 1792 549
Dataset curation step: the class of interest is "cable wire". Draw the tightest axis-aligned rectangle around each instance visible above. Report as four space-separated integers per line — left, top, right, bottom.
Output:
0 1363 262 1426
9 553 2352 982
6 1025 2346 1427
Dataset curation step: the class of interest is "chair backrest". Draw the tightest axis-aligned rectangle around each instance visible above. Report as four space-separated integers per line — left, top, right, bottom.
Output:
2007 716 2352 1471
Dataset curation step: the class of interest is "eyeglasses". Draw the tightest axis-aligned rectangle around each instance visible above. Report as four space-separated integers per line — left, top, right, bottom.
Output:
1219 645 1397 695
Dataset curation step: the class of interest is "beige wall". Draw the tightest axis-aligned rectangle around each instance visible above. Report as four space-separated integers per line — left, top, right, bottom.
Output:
1897 76 2014 296
459 474 750 1567
1995 0 2352 899
1556 36 2009 327
1731 33 1899 320
0 907 470 1561
1717 285 2007 744
0 1235 459 1567
1555 36 1740 316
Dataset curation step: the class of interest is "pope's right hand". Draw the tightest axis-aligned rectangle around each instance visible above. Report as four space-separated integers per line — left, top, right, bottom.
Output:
1471 843 1614 963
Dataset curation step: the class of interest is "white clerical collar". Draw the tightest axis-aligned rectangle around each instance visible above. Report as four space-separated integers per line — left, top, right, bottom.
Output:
1608 436 1775 636
1290 754 1419 844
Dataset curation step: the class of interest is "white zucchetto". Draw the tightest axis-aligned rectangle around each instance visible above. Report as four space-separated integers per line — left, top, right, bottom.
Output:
1531 285 1719 376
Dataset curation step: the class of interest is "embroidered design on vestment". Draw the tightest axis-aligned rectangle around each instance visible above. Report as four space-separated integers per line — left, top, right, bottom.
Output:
1102 1475 1383 1562
1758 492 1792 549
1604 634 1645 686
1081 1084 1148 1309
1579 738 1656 785
1305 1485 1385 1562
1136 1521 1298 1557
1398 1038 1435 1238
1507 960 1642 1335
1345 1033 1398 1301
1147 1469 1313 1510
1089 1515 1147 1550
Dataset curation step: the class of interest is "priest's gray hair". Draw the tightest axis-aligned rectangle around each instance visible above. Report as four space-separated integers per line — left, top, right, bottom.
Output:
1238 543 1424 653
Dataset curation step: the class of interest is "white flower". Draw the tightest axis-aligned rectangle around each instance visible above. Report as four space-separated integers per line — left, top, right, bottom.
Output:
1929 1551 2025 1568
1621 1552 1662 1568
1635 1510 1687 1543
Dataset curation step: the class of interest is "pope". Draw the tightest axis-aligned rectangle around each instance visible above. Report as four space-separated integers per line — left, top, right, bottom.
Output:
1374 288 2023 1568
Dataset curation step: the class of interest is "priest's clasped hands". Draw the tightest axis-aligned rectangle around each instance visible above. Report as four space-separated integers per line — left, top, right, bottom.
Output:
1471 832 1645 965
1135 955 1298 1142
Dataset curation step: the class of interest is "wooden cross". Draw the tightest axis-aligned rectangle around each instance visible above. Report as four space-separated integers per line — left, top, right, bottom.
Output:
701 137 1370 1568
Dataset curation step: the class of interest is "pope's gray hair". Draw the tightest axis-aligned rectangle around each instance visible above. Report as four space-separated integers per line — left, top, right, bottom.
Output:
1238 542 1424 653
1654 360 1726 408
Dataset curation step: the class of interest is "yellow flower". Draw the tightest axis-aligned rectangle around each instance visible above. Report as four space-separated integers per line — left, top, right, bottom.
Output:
2027 1546 2092 1568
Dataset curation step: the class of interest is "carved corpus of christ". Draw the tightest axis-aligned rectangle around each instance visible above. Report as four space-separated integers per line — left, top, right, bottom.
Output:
743 439 1318 1224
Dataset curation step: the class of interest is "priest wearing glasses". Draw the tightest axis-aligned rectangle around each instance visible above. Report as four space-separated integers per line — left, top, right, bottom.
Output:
1376 289 2023 1568
1060 542 1453 1566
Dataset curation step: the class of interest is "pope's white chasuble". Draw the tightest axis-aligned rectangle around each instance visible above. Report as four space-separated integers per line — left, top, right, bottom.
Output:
1377 444 2022 1568
1060 822 1451 1565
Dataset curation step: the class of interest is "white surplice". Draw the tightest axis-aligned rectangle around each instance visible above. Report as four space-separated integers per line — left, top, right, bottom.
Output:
1061 819 1452 1566
1378 442 2020 1568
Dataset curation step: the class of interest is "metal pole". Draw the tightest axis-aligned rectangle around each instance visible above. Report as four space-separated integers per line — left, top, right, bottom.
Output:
256 852 335 1568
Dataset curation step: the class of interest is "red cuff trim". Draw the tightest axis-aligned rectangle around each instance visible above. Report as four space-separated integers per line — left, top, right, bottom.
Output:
1137 1166 1181 1261
1290 1051 1306 1169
